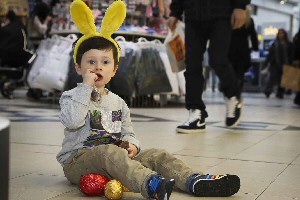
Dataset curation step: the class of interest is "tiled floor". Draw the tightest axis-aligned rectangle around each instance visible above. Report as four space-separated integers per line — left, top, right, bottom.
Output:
1 89 300 200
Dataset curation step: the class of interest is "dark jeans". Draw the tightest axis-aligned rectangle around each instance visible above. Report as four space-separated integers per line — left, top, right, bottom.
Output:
185 19 239 111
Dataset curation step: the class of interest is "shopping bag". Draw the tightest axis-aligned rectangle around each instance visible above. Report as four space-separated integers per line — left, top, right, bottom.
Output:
280 64 300 91
164 21 186 72
135 48 172 95
110 36 138 96
28 34 77 91
149 39 179 95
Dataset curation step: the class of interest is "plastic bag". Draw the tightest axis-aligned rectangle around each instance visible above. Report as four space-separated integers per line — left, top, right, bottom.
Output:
164 21 186 72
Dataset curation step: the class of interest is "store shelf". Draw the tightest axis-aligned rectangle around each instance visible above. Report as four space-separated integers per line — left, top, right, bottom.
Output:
49 30 166 40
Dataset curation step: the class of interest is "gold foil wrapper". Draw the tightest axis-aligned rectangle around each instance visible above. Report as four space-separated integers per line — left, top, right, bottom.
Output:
104 180 123 200
122 186 130 192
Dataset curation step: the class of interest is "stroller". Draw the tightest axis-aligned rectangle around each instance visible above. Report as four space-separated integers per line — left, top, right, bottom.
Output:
0 52 36 99
0 10 36 99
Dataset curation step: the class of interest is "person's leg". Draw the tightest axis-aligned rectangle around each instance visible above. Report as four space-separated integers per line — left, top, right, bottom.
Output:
264 67 276 97
208 19 239 98
176 21 209 134
134 148 202 191
208 19 242 128
225 63 244 93
63 145 173 199
134 148 240 197
276 68 284 99
294 92 300 105
184 21 209 111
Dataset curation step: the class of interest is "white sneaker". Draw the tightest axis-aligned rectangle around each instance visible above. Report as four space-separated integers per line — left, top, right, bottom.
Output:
225 96 243 128
176 109 207 134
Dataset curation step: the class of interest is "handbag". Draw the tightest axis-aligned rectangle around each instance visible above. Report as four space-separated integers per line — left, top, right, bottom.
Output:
280 63 300 91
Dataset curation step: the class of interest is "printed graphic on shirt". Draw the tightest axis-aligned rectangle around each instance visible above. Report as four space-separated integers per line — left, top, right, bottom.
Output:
112 110 122 122
83 110 122 147
83 129 121 147
101 109 122 133
90 110 104 130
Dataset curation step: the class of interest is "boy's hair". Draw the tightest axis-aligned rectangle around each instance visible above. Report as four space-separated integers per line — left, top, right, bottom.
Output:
75 36 119 66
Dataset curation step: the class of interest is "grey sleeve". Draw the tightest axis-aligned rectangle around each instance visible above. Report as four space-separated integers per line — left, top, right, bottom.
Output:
120 100 141 153
59 83 93 130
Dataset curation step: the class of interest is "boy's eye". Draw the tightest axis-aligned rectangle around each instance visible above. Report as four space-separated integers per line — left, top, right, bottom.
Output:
103 60 110 65
88 60 96 65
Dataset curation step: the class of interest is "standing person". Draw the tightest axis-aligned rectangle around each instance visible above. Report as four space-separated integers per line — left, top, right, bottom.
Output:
167 0 250 133
57 1 241 199
0 10 34 98
228 5 259 92
263 29 293 99
292 28 300 105
0 10 33 68
30 0 52 38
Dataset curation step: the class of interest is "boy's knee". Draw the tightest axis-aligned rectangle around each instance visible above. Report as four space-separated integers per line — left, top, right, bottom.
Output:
147 148 169 158
93 144 127 158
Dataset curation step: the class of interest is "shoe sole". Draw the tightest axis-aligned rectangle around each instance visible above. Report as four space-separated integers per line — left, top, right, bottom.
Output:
193 175 240 197
155 179 175 200
176 128 206 134
226 102 243 128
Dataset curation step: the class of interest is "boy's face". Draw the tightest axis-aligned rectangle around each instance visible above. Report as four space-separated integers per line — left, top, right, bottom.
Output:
75 48 117 89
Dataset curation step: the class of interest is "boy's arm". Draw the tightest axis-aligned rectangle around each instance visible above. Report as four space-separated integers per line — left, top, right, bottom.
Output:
59 83 93 129
120 100 141 155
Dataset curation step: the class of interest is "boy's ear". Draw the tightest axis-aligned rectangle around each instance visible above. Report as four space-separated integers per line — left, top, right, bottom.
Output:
112 65 118 77
74 63 82 75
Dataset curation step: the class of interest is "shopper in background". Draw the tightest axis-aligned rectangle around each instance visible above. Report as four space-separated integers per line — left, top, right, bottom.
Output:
0 10 33 68
228 5 259 92
0 10 34 98
30 0 53 38
167 0 250 133
292 28 300 106
263 28 293 99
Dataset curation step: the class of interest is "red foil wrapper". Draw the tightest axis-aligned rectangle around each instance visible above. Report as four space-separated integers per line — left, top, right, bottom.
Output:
79 173 109 196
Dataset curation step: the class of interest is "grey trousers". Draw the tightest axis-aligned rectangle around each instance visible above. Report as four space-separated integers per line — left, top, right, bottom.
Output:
63 144 201 198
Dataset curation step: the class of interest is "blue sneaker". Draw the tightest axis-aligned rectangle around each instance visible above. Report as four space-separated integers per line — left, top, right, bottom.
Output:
191 174 240 197
147 174 175 200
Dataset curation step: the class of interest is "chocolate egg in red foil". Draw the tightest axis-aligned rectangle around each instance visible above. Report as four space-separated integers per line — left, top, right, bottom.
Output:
79 173 109 196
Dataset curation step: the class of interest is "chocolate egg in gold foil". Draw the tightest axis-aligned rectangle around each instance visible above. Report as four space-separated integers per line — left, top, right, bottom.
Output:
104 180 123 200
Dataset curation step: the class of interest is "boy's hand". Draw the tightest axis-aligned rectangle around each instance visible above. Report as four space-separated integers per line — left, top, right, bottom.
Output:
127 143 138 159
82 70 97 87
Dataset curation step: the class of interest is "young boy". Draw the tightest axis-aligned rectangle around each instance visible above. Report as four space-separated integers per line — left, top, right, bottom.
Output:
56 1 241 199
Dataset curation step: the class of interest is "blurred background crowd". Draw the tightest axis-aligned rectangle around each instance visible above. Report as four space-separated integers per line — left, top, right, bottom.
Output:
0 0 300 106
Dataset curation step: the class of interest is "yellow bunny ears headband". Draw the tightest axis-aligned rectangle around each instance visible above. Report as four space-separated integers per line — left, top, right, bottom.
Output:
70 0 126 63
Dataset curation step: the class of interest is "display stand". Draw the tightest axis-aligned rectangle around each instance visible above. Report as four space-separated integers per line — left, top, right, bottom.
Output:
49 30 166 42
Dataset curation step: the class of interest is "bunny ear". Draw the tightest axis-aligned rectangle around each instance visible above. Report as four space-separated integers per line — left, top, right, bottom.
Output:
99 0 126 38
70 0 96 35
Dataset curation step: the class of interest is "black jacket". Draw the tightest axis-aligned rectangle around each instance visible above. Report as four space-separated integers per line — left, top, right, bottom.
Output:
264 40 293 69
293 30 300 61
0 20 32 67
170 0 251 22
